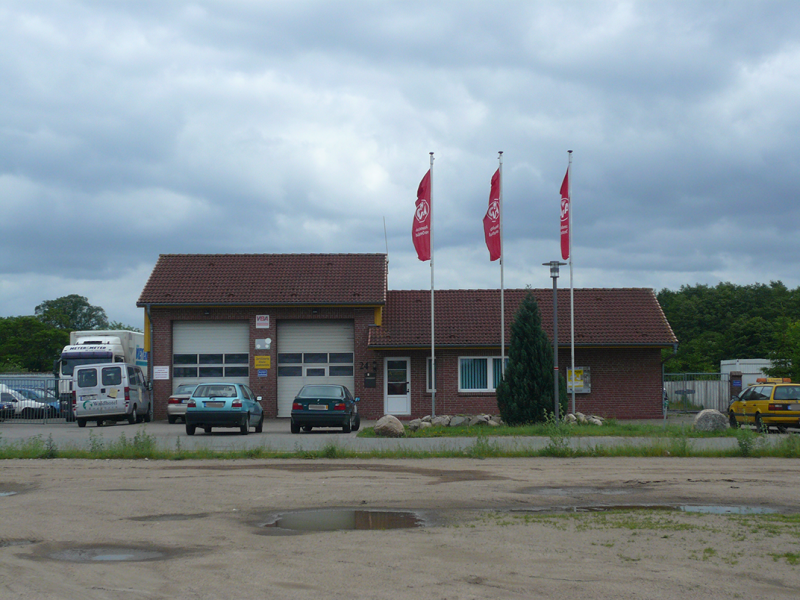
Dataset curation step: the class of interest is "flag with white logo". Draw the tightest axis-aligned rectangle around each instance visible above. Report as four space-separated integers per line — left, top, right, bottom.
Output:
483 168 501 261
413 169 432 261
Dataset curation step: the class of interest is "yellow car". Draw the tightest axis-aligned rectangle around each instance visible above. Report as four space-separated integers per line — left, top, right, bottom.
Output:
728 378 800 432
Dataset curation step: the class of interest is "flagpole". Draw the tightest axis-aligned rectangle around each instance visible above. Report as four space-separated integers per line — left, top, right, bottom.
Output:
498 151 505 378
568 150 575 415
429 152 436 418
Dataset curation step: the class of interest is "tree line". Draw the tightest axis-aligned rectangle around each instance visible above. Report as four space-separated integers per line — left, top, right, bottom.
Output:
657 281 800 379
0 295 140 373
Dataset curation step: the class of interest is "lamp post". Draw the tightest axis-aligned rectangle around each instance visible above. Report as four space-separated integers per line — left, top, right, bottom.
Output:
543 261 567 420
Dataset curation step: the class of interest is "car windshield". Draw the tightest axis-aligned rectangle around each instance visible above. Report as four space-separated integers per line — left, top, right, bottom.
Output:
194 384 237 398
297 385 344 399
773 386 800 401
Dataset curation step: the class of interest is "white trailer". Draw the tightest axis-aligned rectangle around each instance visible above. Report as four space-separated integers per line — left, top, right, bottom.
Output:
56 331 148 416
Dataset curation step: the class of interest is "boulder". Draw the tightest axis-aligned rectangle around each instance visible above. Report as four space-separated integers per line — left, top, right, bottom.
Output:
693 409 729 432
469 415 490 426
407 419 422 432
565 413 577 424
587 417 603 426
431 415 451 427
374 415 405 437
419 421 432 429
449 416 469 427
575 412 587 424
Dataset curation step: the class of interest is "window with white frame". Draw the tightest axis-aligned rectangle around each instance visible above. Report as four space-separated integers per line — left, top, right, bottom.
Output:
426 357 437 392
458 356 508 392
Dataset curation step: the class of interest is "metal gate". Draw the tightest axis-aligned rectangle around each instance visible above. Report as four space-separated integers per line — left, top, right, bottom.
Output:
664 373 731 413
0 375 65 423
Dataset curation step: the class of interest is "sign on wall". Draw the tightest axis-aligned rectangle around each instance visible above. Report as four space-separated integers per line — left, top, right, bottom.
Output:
153 366 170 380
256 315 270 329
567 367 591 393
254 356 271 369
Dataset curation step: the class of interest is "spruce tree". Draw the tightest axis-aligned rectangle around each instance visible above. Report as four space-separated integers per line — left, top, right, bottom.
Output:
496 292 567 425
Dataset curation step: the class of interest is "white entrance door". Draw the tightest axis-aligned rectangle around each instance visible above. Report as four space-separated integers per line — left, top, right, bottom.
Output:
384 357 411 415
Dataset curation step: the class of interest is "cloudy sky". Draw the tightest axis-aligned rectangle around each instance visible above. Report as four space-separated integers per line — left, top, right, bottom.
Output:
1 0 799 327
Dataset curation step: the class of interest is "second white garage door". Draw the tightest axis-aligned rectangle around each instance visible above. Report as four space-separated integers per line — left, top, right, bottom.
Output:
276 320 355 417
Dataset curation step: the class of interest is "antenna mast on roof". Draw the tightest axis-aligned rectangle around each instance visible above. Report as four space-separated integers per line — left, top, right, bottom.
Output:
383 216 389 286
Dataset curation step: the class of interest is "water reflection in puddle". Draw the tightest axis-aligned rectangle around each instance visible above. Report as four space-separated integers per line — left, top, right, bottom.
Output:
262 509 424 532
0 492 17 497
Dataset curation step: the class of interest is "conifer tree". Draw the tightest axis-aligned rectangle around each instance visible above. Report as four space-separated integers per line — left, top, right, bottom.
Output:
496 292 567 424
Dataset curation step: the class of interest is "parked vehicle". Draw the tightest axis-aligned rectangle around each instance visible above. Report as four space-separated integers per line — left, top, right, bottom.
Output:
290 384 360 433
185 383 263 436
0 398 12 420
0 384 52 418
14 388 60 417
728 378 800 432
167 383 199 424
73 363 151 428
55 330 148 419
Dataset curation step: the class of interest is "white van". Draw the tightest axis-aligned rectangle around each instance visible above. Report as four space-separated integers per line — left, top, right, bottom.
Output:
73 363 152 427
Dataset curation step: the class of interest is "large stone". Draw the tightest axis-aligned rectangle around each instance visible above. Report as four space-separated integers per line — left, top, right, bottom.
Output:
693 409 729 432
431 415 451 427
407 419 422 432
449 416 469 427
587 417 603 426
374 415 405 437
469 415 490 426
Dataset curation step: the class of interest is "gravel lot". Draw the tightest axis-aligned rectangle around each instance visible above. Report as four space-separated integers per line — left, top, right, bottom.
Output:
2 457 799 599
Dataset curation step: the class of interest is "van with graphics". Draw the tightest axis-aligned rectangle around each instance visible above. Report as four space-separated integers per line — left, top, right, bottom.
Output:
73 363 152 427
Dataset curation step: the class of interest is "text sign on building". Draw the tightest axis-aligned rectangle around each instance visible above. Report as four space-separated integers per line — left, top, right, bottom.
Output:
254 356 271 369
567 367 591 394
256 315 270 329
153 366 170 380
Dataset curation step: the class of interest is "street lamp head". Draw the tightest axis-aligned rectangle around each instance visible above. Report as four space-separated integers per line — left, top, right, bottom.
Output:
542 260 568 279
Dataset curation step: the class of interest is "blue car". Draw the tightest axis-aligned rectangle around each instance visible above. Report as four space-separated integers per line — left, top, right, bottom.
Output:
185 383 264 436
291 384 360 433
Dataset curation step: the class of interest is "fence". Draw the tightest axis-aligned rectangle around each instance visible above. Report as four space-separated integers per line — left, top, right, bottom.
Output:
0 375 66 423
664 373 731 413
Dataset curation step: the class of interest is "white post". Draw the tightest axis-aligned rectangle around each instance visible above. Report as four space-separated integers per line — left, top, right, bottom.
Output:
429 152 436 418
568 150 575 415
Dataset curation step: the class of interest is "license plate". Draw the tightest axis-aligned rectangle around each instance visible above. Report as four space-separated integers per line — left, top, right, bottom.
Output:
204 401 225 408
181 399 190 404
790 404 800 411
308 404 328 411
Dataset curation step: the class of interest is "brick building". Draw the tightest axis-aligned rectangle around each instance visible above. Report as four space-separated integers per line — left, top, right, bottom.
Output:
137 253 677 421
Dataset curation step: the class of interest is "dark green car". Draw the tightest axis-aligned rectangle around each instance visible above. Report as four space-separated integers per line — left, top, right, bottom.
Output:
291 384 360 433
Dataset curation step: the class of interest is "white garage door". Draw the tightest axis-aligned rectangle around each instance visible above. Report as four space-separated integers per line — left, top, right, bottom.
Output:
277 320 355 417
172 321 250 392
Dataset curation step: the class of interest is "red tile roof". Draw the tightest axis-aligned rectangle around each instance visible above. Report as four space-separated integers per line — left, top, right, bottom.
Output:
369 288 677 348
137 254 387 306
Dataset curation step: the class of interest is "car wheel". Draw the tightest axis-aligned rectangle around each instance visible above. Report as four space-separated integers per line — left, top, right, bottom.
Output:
128 407 137 425
729 412 738 429
96 419 104 426
77 418 87 428
755 413 764 432
144 409 151 423
290 420 300 434
342 418 351 434
240 414 250 435
777 425 787 433
186 423 196 436
204 426 212 434
255 415 264 433
302 425 313 432
168 416 176 424
352 413 361 432
136 412 144 424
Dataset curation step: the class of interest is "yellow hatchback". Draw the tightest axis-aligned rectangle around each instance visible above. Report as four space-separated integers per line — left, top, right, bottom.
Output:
728 378 800 432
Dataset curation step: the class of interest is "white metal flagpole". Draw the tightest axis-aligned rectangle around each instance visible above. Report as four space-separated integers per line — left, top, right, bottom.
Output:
429 152 436 418
499 151 505 377
568 150 575 415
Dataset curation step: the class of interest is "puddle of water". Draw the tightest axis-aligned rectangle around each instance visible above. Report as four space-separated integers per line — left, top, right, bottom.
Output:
49 547 165 562
0 492 17 497
510 504 778 515
262 509 424 532
130 513 209 522
0 539 37 548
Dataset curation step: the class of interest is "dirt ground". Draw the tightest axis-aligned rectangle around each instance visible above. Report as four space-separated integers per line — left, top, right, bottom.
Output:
1 457 799 599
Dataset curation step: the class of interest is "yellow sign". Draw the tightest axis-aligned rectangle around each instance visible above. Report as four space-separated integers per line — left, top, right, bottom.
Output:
254 356 271 369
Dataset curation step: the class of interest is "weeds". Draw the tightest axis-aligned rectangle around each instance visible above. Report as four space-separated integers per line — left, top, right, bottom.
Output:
541 412 574 457
734 427 764 457
464 433 502 458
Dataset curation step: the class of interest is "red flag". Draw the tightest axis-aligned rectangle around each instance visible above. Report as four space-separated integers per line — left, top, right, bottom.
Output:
412 169 431 261
560 167 570 260
483 168 501 261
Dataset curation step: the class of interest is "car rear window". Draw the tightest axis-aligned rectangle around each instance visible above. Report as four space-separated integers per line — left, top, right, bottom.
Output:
77 369 98 388
194 384 237 398
102 367 123 386
297 385 344 399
